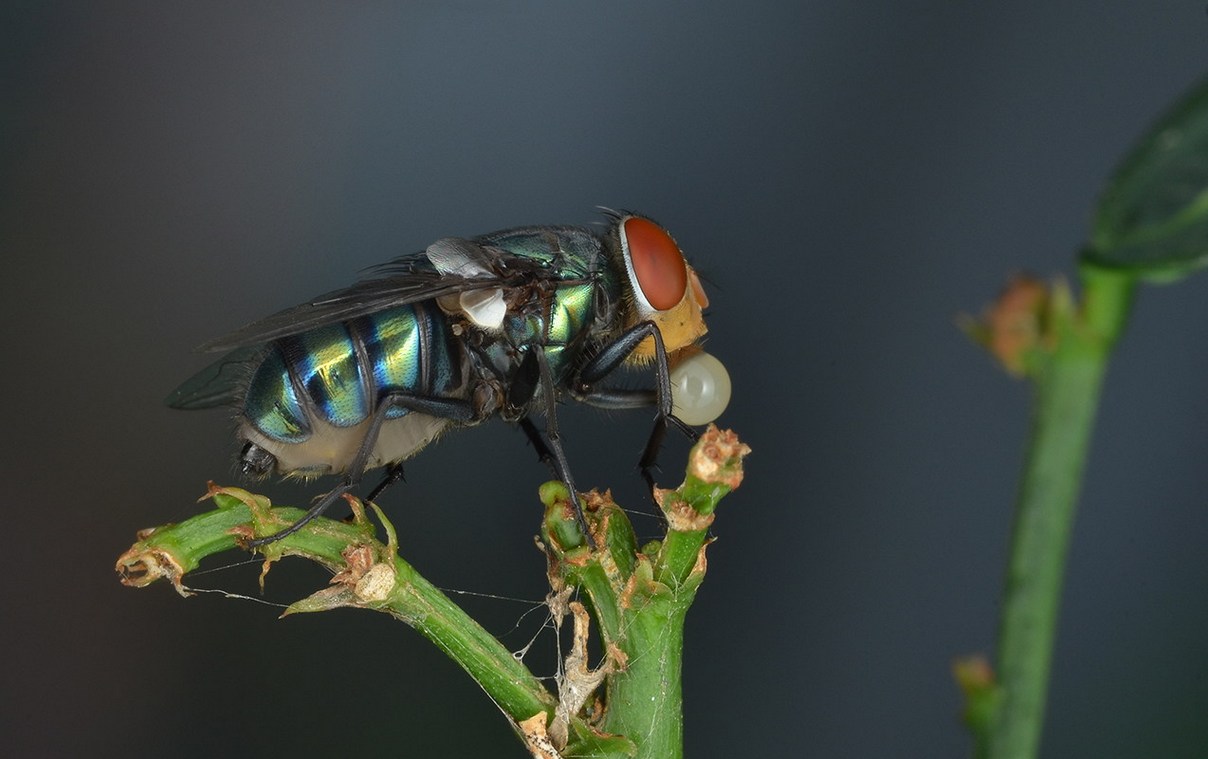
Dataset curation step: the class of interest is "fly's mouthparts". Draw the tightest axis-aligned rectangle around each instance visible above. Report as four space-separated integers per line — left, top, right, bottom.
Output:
240 441 277 478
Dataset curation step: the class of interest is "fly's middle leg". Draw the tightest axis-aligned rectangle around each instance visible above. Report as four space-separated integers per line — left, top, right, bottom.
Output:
533 349 597 549
518 416 557 473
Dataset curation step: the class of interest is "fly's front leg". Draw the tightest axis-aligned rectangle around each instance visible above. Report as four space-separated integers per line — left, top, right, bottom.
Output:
248 393 475 548
638 412 698 492
575 321 697 491
578 323 673 416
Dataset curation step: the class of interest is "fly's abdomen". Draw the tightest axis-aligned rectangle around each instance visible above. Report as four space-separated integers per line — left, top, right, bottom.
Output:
244 348 312 443
242 323 369 446
281 323 371 428
355 303 461 418
243 303 463 446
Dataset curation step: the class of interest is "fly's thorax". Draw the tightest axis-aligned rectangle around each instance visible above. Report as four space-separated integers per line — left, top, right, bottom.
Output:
546 281 600 368
456 279 604 389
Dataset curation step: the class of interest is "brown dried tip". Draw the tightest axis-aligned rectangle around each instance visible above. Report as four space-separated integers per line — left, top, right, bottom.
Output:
115 544 190 597
687 426 751 489
980 275 1049 376
519 712 560 759
581 489 612 513
952 654 996 695
662 490 716 532
549 602 609 750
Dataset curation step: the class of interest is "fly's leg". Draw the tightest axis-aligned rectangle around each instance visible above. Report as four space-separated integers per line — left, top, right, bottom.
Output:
511 353 557 472
335 462 405 525
575 388 698 491
248 394 474 548
516 361 596 548
575 321 696 492
533 348 597 549
638 413 698 492
367 461 406 503
518 416 557 474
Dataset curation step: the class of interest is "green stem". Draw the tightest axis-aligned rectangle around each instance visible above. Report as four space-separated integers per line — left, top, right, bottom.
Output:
121 429 749 759
380 554 556 721
985 267 1134 759
989 343 1106 758
539 427 750 759
598 605 688 758
116 489 555 726
599 430 748 759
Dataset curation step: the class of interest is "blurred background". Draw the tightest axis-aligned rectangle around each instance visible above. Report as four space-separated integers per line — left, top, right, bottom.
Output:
5 2 1208 756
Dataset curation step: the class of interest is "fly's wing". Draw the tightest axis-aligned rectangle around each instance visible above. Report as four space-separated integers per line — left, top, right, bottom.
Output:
198 240 557 353
165 345 263 409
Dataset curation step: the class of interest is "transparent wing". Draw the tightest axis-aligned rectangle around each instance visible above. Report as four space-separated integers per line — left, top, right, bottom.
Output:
198 241 547 352
165 345 263 409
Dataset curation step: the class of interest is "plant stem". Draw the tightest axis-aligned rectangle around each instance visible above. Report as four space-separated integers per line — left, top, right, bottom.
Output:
984 267 1134 759
600 429 747 759
598 604 688 758
377 551 558 722
116 488 555 726
120 428 749 758
540 427 749 759
989 342 1106 758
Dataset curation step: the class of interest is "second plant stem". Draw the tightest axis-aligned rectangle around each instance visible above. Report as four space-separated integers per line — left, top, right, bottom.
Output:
985 267 1134 759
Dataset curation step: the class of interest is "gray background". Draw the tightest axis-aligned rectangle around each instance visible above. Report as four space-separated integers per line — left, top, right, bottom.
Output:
5 2 1208 757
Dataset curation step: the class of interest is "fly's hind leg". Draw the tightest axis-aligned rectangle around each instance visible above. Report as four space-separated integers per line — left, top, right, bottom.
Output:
327 462 406 526
332 461 407 524
367 461 406 503
248 394 474 548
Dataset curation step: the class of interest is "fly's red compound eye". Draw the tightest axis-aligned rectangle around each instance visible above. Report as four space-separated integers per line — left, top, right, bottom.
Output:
623 216 688 311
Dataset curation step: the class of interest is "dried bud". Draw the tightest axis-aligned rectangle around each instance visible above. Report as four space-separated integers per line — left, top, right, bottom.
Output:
970 275 1050 377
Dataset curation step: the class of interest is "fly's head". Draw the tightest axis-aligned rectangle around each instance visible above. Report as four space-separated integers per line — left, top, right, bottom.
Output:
609 213 731 426
611 213 710 363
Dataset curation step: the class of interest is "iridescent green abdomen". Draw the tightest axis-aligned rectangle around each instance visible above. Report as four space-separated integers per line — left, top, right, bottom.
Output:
244 303 462 444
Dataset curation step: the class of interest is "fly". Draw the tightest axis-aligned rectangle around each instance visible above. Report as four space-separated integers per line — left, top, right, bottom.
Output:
166 210 731 547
